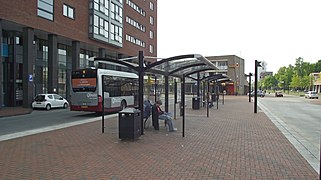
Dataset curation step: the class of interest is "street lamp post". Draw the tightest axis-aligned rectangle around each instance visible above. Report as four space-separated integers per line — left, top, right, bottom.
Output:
247 73 253 102
234 63 239 96
254 60 261 113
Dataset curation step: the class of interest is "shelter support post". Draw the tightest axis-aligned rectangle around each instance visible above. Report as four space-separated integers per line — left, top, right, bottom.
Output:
102 76 105 133
249 73 252 103
254 60 261 113
216 80 219 109
182 77 185 137
174 80 177 119
165 75 169 112
222 90 224 105
139 51 144 134
207 81 209 117
197 73 200 97
154 76 157 103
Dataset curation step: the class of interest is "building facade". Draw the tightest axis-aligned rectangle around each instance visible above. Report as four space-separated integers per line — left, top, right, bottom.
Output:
0 0 157 108
206 55 245 95
310 72 321 93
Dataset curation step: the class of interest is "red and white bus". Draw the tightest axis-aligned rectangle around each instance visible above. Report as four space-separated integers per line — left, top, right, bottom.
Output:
70 68 138 113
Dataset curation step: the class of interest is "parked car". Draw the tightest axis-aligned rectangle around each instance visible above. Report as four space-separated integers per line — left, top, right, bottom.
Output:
248 90 265 97
275 91 283 97
32 94 69 110
304 91 319 99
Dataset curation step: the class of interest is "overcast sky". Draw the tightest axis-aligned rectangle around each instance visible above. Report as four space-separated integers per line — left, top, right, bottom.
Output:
157 0 321 74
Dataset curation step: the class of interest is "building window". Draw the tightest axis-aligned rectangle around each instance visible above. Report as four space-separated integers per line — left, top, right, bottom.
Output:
126 0 145 16
149 30 153 39
150 16 154 25
111 2 123 23
126 16 145 32
217 61 228 70
92 15 109 38
126 34 145 47
150 2 154 11
37 0 54 21
63 4 75 19
89 0 123 47
149 45 154 53
92 0 109 16
111 24 123 43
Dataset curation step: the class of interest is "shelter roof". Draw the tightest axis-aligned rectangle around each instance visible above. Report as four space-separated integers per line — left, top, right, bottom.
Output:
95 54 219 78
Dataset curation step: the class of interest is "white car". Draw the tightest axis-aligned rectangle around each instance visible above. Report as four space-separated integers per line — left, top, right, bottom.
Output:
32 94 69 110
304 91 319 99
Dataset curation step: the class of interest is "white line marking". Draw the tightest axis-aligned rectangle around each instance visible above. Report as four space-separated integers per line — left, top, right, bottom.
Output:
0 114 117 142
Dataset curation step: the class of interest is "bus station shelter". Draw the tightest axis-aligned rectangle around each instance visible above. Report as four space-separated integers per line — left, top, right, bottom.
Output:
95 51 231 137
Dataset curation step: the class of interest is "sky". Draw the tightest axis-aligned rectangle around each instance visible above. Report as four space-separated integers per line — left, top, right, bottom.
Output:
157 0 321 74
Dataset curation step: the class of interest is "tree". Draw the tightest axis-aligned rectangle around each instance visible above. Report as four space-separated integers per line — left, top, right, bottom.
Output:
290 75 300 90
275 66 294 91
301 75 311 90
262 75 277 90
314 60 321 72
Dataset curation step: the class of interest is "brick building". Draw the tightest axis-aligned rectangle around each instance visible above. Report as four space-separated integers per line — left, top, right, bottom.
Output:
206 55 245 95
0 0 157 108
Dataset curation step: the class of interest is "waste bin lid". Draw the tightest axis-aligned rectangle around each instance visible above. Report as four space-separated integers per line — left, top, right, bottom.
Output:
119 108 140 113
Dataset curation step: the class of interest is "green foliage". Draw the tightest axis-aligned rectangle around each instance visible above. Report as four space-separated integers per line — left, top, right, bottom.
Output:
261 75 277 90
264 57 319 91
314 60 321 72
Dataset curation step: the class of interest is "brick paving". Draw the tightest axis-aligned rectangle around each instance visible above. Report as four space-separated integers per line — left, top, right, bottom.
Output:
0 96 318 179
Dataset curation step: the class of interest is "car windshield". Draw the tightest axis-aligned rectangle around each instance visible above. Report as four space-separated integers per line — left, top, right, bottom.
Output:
311 92 316 94
34 95 45 101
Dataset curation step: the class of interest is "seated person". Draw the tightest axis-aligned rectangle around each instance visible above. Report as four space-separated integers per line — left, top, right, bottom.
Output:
152 100 177 132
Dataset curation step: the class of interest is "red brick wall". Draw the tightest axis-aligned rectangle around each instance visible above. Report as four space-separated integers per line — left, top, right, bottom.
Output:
0 0 157 57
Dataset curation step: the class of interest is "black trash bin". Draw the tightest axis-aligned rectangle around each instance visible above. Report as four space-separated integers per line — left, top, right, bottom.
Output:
119 108 141 140
192 97 200 110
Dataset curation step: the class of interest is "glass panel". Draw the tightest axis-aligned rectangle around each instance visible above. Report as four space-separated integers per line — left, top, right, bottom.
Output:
68 7 74 19
94 27 99 34
63 5 68 16
94 15 98 25
38 9 53 20
38 1 53 13
94 2 99 10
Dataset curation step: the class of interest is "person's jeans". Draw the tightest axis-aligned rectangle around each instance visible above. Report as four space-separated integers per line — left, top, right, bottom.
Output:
158 114 175 131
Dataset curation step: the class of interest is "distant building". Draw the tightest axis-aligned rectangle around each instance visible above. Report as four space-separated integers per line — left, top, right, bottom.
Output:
260 71 273 79
0 0 157 108
206 55 245 95
310 72 321 93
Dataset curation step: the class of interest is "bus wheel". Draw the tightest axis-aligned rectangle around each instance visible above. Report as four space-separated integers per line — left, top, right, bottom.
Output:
121 100 127 110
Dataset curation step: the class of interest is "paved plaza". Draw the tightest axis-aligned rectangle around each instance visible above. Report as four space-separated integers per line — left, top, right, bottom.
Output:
0 96 318 179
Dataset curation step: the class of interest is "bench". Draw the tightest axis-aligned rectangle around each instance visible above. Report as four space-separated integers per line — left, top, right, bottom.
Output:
143 100 167 130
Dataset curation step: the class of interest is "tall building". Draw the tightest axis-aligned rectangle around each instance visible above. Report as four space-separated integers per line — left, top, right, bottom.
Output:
0 0 157 108
206 55 245 95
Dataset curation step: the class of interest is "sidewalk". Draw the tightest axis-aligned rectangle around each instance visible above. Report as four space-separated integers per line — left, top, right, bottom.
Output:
0 106 33 118
0 96 318 179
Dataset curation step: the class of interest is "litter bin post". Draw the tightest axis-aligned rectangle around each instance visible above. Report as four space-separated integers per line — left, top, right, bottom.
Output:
192 97 200 110
118 108 141 140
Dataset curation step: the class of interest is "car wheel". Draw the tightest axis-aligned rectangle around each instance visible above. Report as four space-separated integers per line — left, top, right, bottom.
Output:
46 104 51 111
63 103 68 109
121 100 127 110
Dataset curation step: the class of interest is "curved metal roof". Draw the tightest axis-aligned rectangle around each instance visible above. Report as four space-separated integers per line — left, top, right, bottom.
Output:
146 54 218 77
94 54 218 78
